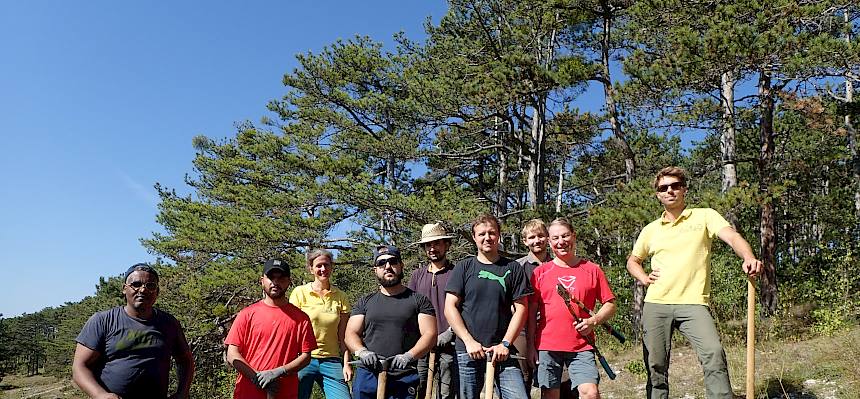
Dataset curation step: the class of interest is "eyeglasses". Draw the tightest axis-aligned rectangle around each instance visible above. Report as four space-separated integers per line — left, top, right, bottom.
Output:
374 258 401 268
656 182 685 193
127 281 159 291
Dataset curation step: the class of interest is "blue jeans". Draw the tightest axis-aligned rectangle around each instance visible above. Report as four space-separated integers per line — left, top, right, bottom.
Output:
353 367 419 399
456 355 528 399
298 357 352 399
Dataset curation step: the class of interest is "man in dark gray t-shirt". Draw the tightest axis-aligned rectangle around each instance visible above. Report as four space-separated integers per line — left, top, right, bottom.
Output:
346 245 437 399
72 263 194 399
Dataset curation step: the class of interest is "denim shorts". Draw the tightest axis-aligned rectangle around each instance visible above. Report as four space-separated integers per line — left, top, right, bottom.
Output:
536 350 599 389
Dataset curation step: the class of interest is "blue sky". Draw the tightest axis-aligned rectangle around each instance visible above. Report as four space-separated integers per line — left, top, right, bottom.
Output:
0 1 451 317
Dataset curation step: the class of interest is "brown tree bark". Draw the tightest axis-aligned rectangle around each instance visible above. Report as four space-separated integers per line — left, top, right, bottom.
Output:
847 13 860 215
757 71 778 316
597 0 641 337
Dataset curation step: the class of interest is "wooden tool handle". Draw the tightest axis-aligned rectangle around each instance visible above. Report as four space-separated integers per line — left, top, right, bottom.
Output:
377 370 388 399
484 358 495 399
424 351 437 399
746 277 756 398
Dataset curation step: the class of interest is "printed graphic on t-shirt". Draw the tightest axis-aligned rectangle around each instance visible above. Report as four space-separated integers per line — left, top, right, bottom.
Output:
115 329 161 352
478 269 511 290
557 275 576 291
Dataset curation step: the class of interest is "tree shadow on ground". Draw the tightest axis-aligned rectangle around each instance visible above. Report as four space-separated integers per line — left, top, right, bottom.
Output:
760 377 818 399
1 383 21 390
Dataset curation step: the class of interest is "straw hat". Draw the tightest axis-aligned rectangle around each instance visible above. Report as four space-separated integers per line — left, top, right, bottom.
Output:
414 222 456 245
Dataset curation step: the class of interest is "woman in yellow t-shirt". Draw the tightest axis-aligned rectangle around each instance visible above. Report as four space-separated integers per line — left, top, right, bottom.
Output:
289 249 353 399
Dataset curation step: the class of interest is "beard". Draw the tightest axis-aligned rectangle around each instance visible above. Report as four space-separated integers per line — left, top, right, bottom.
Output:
377 270 404 287
264 286 286 299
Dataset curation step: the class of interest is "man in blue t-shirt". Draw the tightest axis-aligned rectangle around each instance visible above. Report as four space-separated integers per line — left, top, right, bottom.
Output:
72 263 194 399
445 214 532 399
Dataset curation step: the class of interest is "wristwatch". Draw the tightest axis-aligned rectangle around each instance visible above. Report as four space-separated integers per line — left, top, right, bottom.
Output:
501 340 510 348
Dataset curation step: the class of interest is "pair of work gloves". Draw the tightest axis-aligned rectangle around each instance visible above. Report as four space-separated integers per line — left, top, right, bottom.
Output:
356 327 456 371
252 367 287 394
356 349 414 371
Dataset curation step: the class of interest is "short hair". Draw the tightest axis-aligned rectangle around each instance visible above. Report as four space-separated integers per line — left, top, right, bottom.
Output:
548 218 575 234
306 249 334 268
653 166 688 189
521 219 548 237
471 213 501 235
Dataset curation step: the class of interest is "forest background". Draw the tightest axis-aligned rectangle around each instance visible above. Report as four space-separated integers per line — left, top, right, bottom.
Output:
1 0 859 398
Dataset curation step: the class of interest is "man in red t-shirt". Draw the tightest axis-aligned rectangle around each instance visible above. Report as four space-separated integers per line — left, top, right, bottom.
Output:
225 259 317 399
527 219 616 399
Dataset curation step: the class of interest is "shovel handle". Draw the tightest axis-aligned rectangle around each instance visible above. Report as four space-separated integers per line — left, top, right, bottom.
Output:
483 358 496 399
424 351 437 399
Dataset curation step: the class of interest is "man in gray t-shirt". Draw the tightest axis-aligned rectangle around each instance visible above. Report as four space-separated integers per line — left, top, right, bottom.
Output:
72 263 194 399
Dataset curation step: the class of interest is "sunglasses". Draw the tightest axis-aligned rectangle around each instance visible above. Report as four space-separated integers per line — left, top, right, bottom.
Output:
374 258 401 268
656 182 685 193
127 281 159 291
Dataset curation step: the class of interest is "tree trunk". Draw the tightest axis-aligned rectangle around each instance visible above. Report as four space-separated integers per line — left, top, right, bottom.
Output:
599 0 642 336
556 155 566 213
844 12 860 215
382 156 397 243
496 117 509 216
757 71 778 316
599 1 635 183
527 102 546 209
720 71 738 192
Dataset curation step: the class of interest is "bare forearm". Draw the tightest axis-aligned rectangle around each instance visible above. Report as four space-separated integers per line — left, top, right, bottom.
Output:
408 313 437 358
226 347 257 381
344 330 365 353
445 305 475 345
72 364 111 398
174 354 195 398
338 315 351 360
626 256 649 284
729 235 757 260
502 301 527 343
526 303 537 350
592 302 617 325
283 352 311 374
408 333 436 359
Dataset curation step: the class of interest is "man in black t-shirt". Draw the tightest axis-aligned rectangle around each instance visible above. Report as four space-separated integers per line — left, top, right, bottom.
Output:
346 245 437 399
72 263 194 399
445 214 532 399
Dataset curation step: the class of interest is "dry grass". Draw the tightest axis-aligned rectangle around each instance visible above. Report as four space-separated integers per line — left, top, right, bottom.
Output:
596 325 859 399
3 327 857 398
0 374 82 399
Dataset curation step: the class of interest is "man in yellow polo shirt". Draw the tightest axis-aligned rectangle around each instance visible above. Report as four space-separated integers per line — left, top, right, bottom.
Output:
627 166 762 399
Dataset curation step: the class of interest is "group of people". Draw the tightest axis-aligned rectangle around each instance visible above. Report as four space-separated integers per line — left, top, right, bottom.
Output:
71 166 763 399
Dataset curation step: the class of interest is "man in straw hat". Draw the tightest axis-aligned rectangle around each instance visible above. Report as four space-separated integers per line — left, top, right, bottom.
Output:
409 222 460 399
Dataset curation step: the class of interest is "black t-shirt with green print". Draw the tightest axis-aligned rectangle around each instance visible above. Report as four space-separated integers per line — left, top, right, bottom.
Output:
445 256 532 352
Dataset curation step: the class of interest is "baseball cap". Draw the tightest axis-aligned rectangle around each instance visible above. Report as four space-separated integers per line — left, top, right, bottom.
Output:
262 259 290 276
124 263 158 282
372 245 402 266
